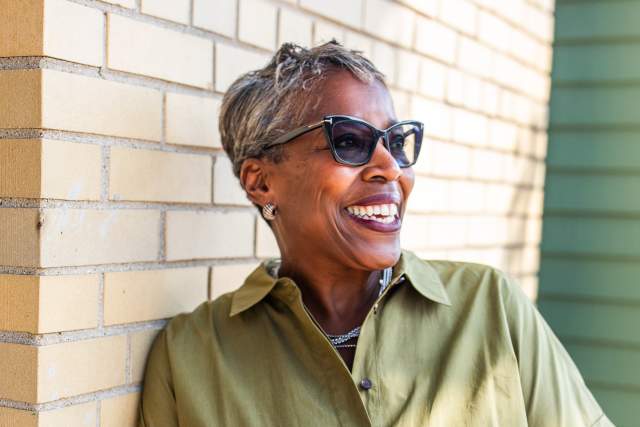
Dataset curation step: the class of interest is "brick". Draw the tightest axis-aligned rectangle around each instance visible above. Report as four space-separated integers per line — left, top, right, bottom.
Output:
452 108 488 147
108 14 214 89
210 263 258 299
457 36 494 78
278 9 313 47
109 147 212 203
131 329 160 382
418 58 446 99
0 209 40 267
0 139 101 200
344 31 373 59
0 343 37 402
410 97 453 140
101 393 139 427
470 149 505 181
488 119 518 151
0 275 38 333
193 0 237 38
395 50 420 91
166 93 221 148
493 53 523 91
364 0 414 48
484 183 515 215
256 218 280 258
39 275 100 333
430 140 471 178
446 70 483 111
39 401 97 426
371 42 395 84
0 70 41 129
414 17 457 63
522 2 554 42
481 81 499 116
301 0 363 29
166 211 254 260
215 43 270 92
104 268 208 325
0 0 103 66
314 21 345 45
449 181 485 213
39 208 160 267
0 0 43 58
39 70 162 141
214 155 251 206
239 0 277 50
389 90 410 121
141 0 190 24
396 0 437 17
0 407 37 427
439 0 478 35
406 177 449 213
477 10 511 52
38 336 126 402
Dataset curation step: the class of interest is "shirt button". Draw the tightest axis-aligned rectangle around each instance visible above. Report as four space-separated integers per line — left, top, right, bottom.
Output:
359 378 373 390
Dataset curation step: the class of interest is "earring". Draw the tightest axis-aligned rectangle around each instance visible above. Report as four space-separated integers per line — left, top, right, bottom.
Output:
262 203 277 220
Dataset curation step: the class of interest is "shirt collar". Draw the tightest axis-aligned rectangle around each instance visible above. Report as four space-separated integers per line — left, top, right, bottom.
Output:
229 249 450 317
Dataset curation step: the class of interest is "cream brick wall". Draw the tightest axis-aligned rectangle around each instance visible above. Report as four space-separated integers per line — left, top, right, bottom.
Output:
0 0 554 423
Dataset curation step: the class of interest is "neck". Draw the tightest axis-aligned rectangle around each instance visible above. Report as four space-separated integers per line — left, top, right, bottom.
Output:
278 256 381 334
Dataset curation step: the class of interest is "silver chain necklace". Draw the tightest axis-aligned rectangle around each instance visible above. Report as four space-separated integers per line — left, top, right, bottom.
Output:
325 267 392 348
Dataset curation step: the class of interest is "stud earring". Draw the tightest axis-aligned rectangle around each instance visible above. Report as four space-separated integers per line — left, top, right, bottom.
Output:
262 203 277 220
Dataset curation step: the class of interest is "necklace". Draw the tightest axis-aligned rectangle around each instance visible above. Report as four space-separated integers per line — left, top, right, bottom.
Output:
325 267 392 348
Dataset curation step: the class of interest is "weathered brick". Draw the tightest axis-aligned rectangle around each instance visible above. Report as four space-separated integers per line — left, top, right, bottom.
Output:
193 0 237 38
141 0 190 24
109 147 212 203
214 155 251 206
215 43 270 92
0 0 103 66
210 263 258 299
40 70 162 141
166 93 221 148
131 329 161 382
439 0 478 35
364 0 414 47
0 343 37 402
0 208 40 267
256 218 280 258
101 393 139 427
301 0 363 29
166 211 254 260
104 267 208 325
39 208 160 267
39 401 97 426
239 0 277 50
108 14 214 88
37 336 127 402
278 9 313 47
414 17 457 63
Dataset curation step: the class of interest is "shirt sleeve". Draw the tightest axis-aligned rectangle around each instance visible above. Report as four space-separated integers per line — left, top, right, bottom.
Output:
137 329 180 427
501 272 615 427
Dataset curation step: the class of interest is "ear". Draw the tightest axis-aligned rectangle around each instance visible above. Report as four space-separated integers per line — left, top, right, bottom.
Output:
239 158 274 207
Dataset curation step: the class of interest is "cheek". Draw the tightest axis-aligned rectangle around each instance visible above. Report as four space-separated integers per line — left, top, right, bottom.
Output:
400 168 416 198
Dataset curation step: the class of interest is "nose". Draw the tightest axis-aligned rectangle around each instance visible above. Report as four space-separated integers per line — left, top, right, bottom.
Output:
361 137 402 182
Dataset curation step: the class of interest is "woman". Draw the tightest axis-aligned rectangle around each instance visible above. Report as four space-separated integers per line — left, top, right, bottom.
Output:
138 42 612 426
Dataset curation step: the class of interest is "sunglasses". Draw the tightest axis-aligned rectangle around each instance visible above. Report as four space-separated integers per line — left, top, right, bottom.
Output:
263 115 424 168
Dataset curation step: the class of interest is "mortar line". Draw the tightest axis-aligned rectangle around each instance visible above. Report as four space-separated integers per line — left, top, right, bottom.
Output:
98 273 105 328
158 210 167 261
125 333 133 384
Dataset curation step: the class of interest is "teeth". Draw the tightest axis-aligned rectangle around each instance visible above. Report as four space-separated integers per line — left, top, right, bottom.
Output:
345 203 400 223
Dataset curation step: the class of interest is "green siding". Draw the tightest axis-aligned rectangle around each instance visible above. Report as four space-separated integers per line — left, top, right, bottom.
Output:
540 0 640 423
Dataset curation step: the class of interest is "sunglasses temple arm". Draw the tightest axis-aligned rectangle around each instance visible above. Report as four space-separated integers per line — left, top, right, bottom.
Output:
264 122 325 149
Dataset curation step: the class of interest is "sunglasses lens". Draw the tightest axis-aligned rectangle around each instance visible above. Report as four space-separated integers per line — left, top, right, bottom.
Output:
388 123 421 167
331 120 376 164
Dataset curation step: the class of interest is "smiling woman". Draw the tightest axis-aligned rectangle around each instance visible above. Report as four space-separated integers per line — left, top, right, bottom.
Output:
137 42 612 427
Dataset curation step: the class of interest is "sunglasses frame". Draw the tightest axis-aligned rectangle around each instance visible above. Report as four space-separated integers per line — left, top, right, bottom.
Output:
263 115 424 168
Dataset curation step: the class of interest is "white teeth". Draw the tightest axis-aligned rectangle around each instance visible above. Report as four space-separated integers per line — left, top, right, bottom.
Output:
345 203 400 223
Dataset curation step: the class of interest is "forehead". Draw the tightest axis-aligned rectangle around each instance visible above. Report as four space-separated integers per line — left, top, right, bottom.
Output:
304 71 396 128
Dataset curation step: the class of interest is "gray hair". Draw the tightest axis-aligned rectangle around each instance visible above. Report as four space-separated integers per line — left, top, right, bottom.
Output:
218 41 387 179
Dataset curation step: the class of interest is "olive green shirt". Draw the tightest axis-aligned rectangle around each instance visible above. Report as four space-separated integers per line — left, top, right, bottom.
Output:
138 250 612 426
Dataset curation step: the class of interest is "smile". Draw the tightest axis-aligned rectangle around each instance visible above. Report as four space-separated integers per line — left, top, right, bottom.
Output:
345 203 399 224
